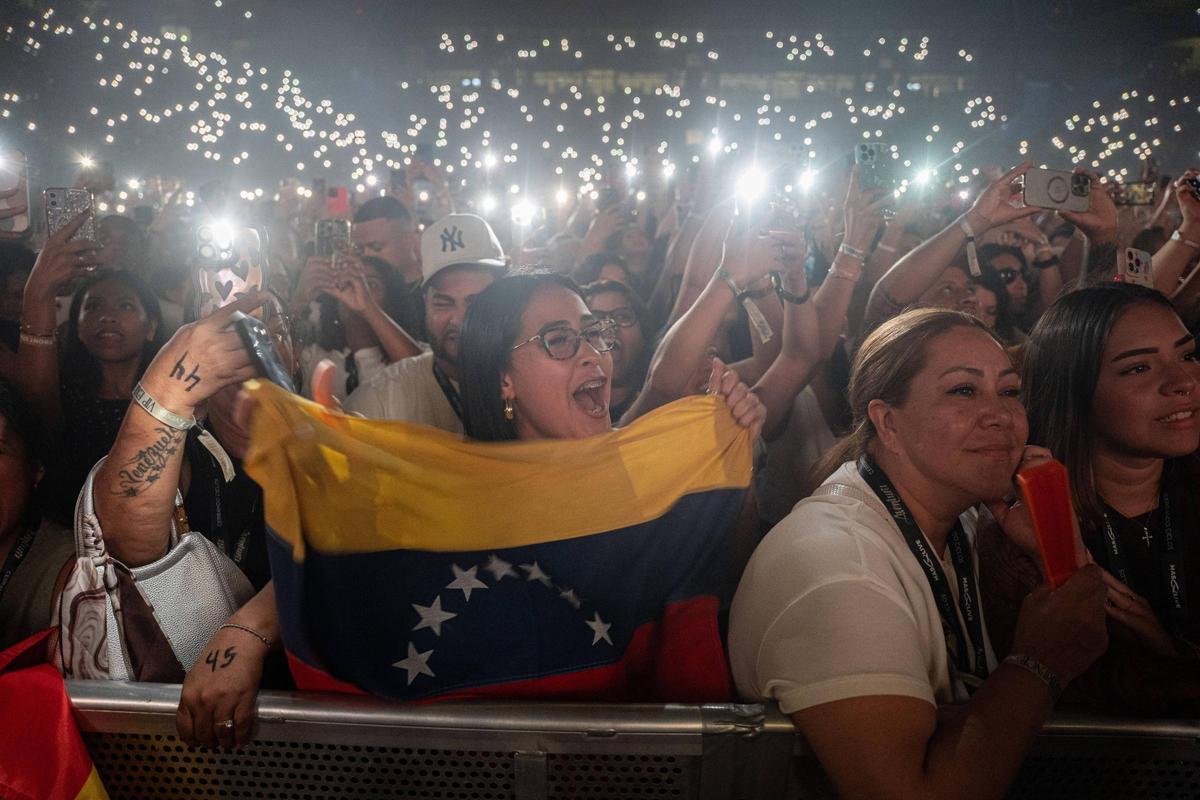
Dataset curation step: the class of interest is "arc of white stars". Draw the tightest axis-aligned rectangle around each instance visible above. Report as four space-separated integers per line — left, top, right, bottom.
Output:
484 554 518 582
392 642 435 685
446 563 488 601
558 587 582 610
411 596 456 636
520 561 553 587
585 612 613 646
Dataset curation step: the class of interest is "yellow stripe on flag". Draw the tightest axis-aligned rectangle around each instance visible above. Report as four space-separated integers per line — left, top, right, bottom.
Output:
75 767 110 800
243 381 752 559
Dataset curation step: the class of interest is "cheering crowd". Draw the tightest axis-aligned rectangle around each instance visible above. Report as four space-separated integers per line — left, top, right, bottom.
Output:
1 139 1200 798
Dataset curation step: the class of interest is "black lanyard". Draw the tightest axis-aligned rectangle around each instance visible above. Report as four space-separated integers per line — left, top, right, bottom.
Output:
1102 493 1189 625
857 456 989 680
432 359 464 422
0 527 37 606
344 350 360 396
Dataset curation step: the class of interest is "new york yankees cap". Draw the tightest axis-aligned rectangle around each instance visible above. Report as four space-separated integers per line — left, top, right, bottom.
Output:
421 213 506 285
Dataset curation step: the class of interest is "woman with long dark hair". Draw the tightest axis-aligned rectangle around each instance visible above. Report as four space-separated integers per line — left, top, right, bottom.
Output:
983 283 1200 713
17 226 165 522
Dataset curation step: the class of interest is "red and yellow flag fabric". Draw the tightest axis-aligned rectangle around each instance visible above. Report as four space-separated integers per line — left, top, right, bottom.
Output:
0 630 108 800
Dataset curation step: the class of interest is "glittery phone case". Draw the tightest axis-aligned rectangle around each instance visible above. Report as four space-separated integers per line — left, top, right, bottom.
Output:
44 188 97 242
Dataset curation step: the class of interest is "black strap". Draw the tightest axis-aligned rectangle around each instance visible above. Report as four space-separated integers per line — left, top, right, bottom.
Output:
344 350 360 396
431 359 465 422
0 527 37 606
1102 493 1189 627
857 456 989 680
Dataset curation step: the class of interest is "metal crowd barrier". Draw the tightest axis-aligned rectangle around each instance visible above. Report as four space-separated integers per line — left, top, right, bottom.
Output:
68 681 1200 800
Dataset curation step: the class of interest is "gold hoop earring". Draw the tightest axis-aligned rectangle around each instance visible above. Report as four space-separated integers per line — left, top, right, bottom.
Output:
504 398 514 421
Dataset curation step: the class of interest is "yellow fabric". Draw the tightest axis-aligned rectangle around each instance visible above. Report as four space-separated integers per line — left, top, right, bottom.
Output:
242 381 753 561
74 767 110 800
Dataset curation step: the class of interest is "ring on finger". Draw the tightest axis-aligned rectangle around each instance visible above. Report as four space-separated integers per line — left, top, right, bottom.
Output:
218 719 235 729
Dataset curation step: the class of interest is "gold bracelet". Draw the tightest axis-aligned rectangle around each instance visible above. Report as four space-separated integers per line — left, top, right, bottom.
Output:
218 623 272 650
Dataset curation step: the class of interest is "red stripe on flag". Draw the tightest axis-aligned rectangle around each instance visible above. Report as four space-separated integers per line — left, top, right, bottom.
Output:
286 596 731 703
0 631 107 800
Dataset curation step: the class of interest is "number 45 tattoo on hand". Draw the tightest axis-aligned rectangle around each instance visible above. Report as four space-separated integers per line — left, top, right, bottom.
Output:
205 646 237 672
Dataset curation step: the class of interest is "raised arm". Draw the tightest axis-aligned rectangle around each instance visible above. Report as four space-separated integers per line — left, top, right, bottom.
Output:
866 162 1039 329
1059 170 1121 285
93 294 265 567
15 211 100 434
621 219 794 422
1156 171 1200 299
323 257 422 362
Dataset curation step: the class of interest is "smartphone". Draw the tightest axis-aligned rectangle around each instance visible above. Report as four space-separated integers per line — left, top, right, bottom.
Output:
1187 176 1200 202
231 311 296 393
388 166 406 195
1016 459 1079 590
194 222 266 318
1117 248 1154 288
411 177 436 222
325 186 351 218
44 188 97 242
854 143 896 193
1115 181 1155 206
0 150 30 235
315 219 353 258
1023 168 1090 213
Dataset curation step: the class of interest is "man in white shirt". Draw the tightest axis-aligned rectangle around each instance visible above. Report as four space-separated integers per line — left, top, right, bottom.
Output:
344 213 505 433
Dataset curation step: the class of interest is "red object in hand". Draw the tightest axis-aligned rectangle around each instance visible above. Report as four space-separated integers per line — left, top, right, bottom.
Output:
1016 459 1078 589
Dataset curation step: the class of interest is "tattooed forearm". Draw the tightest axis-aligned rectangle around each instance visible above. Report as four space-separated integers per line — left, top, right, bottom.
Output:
170 352 202 392
111 425 186 497
1083 240 1119 285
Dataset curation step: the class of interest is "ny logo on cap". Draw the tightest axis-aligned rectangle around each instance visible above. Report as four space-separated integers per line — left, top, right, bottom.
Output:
440 225 465 253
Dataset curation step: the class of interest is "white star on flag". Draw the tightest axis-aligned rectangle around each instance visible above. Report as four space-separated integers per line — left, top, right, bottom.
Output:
484 554 518 582
558 587 582 609
446 564 488 601
392 642 435 685
585 612 613 646
520 561 553 587
411 596 457 636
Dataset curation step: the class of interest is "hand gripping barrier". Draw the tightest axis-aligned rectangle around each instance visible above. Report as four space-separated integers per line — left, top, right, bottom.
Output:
67 681 1200 799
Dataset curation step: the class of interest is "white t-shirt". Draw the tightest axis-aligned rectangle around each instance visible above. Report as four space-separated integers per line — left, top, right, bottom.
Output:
342 350 464 434
298 344 387 404
728 461 996 715
753 386 838 526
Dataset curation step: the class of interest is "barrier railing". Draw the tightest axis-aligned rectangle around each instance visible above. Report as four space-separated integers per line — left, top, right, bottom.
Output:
68 681 1200 800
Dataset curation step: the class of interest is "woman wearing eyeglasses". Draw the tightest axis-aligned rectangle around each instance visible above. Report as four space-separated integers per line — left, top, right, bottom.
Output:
579 279 651 424
459 270 764 442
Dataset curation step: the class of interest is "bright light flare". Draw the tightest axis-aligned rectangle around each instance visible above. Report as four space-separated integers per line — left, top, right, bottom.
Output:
798 169 817 191
511 199 539 227
735 167 767 202
480 194 498 213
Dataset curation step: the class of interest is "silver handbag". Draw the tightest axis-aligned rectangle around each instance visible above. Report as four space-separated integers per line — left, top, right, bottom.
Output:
61 458 255 681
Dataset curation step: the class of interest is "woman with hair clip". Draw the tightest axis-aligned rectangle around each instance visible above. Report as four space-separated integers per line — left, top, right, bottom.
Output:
983 282 1200 714
729 307 1108 800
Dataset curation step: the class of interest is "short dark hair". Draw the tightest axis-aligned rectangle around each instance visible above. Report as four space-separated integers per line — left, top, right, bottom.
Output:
580 279 649 328
1023 283 1178 531
459 270 581 442
573 252 630 286
63 270 166 396
353 196 412 226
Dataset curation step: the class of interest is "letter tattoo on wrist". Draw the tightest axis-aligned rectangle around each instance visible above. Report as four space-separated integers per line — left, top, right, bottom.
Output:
170 352 202 392
111 426 185 497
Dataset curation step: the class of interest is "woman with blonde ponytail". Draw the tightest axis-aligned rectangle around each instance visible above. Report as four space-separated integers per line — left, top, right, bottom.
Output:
729 307 1109 800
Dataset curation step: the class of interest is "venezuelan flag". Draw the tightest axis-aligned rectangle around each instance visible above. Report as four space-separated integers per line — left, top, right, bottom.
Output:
0 630 109 800
243 381 752 702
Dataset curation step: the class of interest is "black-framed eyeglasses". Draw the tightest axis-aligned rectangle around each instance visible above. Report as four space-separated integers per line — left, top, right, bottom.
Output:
997 267 1020 285
591 307 639 329
512 320 619 360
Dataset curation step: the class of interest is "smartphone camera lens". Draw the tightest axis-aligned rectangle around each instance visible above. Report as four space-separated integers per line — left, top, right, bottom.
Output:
1071 174 1090 197
198 243 215 260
